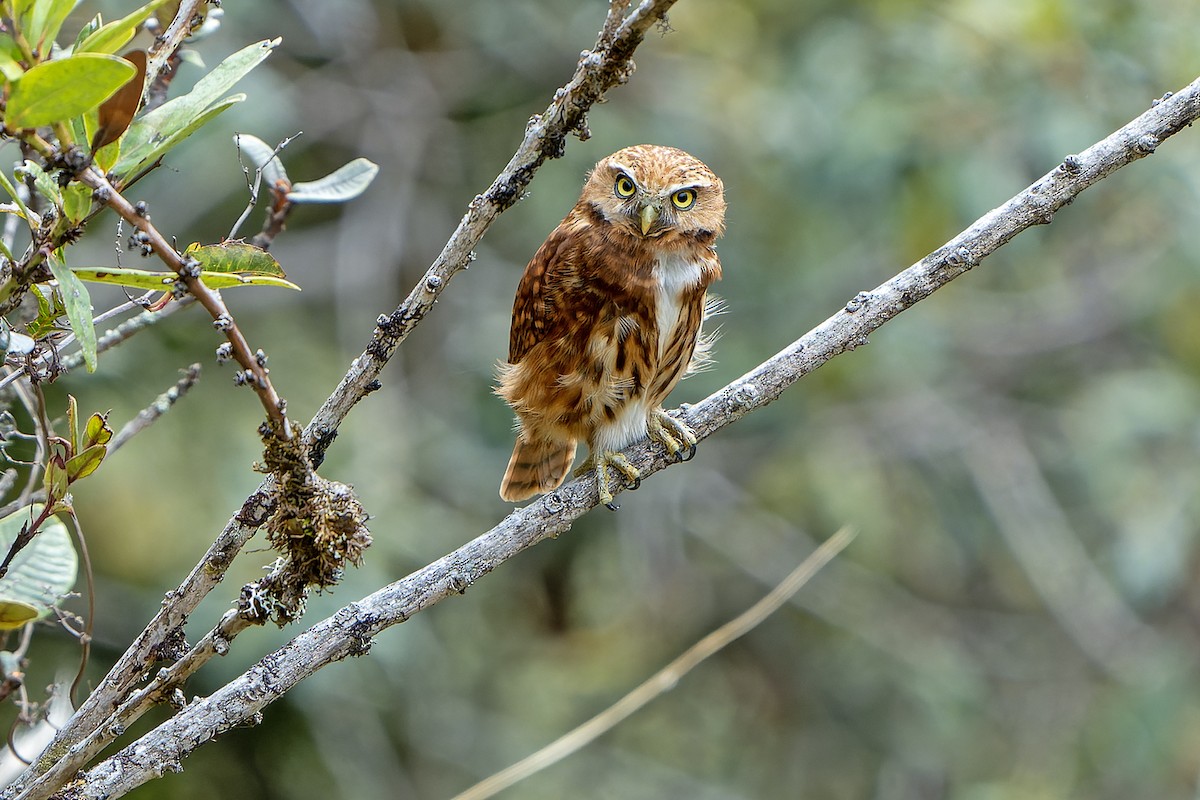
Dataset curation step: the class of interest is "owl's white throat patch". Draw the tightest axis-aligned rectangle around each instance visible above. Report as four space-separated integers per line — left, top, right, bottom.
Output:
653 253 705 358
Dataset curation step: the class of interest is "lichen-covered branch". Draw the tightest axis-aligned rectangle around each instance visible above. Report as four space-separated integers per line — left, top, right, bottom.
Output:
56 73 1200 800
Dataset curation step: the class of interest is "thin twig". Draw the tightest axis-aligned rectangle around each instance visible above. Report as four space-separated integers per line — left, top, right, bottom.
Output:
80 168 291 436
48 72 1200 800
144 0 205 105
62 295 193 374
63 513 94 710
0 293 167 393
228 133 298 241
452 526 856 800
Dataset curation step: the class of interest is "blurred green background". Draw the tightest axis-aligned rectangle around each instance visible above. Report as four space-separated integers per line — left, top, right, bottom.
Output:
12 0 1200 797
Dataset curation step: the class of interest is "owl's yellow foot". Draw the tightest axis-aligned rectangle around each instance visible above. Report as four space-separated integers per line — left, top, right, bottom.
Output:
648 409 698 463
575 450 641 510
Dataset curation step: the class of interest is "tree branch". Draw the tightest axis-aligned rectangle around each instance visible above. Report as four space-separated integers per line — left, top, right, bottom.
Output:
144 0 206 106
57 75 1200 800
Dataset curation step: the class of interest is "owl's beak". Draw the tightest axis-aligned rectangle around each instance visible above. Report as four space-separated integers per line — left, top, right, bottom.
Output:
639 204 660 236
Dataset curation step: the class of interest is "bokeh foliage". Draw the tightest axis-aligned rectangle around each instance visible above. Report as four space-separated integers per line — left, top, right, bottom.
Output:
21 0 1200 797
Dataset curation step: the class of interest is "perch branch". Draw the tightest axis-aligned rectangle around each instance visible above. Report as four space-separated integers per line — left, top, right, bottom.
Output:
55 75 1200 800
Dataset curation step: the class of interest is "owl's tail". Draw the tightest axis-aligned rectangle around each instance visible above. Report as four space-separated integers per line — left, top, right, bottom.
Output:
500 436 577 502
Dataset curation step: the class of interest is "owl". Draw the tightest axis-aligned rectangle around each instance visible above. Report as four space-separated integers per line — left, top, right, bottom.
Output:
497 144 726 509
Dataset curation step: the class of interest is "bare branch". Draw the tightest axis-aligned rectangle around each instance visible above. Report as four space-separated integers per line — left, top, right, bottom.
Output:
144 0 206 107
54 73 1200 800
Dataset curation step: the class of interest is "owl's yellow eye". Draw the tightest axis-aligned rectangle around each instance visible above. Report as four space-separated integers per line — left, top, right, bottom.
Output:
614 174 636 198
671 189 697 210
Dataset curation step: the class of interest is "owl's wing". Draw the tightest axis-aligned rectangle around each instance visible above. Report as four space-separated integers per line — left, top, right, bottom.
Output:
508 222 581 364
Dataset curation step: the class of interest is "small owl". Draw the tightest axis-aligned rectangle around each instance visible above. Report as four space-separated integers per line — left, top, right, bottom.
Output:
497 144 726 508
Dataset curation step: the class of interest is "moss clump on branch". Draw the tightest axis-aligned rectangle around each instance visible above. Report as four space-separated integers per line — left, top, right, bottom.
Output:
240 426 371 626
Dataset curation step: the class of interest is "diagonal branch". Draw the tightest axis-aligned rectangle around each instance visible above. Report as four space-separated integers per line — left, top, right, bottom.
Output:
59 74 1200 800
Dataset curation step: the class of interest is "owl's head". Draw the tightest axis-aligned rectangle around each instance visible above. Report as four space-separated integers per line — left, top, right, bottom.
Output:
581 144 726 244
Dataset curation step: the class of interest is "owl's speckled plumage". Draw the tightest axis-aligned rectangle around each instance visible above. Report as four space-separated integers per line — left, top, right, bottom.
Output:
497 145 726 507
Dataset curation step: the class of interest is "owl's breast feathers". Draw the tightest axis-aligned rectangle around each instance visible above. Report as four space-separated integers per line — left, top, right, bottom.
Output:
499 202 721 447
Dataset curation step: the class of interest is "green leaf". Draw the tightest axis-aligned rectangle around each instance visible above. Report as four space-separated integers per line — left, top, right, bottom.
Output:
113 38 279 176
11 0 38 24
0 34 24 82
113 94 242 178
72 13 102 52
234 133 290 187
71 266 173 291
76 0 172 55
0 600 40 629
42 441 69 504
71 266 299 292
184 241 286 276
65 394 79 454
47 257 96 372
64 443 105 481
26 284 65 339
15 160 62 208
200 272 300 291
83 411 112 449
288 158 379 204
26 0 76 50
0 504 77 629
62 182 92 224
6 54 136 130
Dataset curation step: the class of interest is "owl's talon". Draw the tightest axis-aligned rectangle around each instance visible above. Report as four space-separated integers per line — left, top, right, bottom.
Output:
584 450 641 510
648 408 698 462
625 475 641 491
